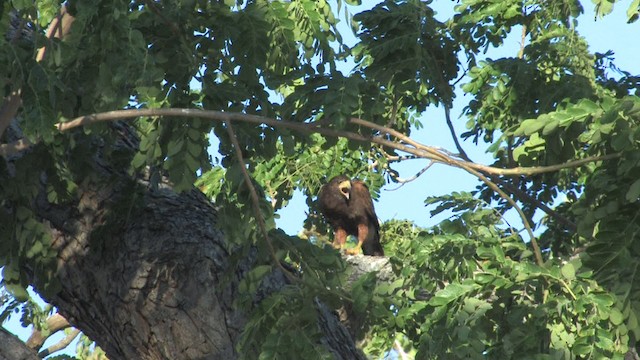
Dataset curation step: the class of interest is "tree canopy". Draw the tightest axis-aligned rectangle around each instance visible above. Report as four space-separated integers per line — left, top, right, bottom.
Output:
2 0 640 359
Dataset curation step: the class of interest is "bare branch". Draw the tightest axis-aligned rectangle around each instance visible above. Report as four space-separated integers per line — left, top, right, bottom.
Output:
0 138 32 156
386 161 436 191
224 120 298 283
518 21 527 60
25 313 71 350
0 107 617 248
37 328 80 358
462 164 544 265
47 110 621 178
443 106 470 161
35 5 75 62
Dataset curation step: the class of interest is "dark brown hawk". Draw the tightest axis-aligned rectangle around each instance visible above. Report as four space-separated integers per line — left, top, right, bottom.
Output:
317 175 384 256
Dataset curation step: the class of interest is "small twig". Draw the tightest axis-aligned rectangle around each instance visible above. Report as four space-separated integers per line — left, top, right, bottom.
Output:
496 178 577 231
518 21 527 60
394 339 411 360
386 161 435 191
443 105 470 161
452 68 469 87
385 97 399 129
0 108 617 245
384 154 420 163
224 120 298 283
467 166 544 266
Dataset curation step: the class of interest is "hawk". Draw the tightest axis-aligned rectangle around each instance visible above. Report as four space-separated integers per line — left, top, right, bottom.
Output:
317 175 384 256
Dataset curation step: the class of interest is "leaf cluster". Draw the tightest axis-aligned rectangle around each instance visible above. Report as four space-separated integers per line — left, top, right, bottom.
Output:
359 196 632 359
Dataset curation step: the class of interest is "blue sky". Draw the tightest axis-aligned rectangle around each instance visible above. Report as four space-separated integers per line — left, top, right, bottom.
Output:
3 0 640 356
276 0 640 236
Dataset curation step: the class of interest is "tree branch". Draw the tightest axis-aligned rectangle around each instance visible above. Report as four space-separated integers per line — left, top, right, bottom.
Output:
0 107 618 245
37 328 80 358
35 5 74 62
444 105 470 161
46 109 621 178
394 339 410 360
386 161 435 190
224 120 298 283
0 328 40 360
25 313 71 350
440 105 577 231
463 164 544 265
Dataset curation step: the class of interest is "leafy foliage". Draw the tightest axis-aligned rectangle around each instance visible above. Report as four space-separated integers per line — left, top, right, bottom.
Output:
2 0 640 359
363 200 632 358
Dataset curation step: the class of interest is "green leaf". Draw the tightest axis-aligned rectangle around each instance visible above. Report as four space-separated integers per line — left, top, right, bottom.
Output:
238 265 273 294
26 241 43 259
626 179 640 202
5 283 29 302
166 139 184 157
541 119 559 135
429 283 474 306
516 119 546 136
561 263 575 281
609 308 624 326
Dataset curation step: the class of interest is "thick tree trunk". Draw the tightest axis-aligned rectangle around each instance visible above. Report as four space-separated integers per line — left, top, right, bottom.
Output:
29 174 367 359
0 328 40 360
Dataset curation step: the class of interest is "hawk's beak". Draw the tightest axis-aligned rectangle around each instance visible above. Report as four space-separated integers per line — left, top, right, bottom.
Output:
338 180 351 200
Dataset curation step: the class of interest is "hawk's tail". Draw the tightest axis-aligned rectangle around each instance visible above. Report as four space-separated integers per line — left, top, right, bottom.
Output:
362 222 384 256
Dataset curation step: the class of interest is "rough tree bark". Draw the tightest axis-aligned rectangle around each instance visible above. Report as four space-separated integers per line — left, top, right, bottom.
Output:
0 7 378 359
1 113 393 359
0 328 40 360
21 170 373 359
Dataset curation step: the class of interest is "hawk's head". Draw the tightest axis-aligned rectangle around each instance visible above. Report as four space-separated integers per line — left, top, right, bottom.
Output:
337 179 351 201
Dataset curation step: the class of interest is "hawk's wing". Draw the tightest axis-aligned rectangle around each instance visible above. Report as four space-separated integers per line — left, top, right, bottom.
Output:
351 180 384 256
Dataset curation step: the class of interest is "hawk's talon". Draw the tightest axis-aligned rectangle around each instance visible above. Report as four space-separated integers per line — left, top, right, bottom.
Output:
344 246 362 255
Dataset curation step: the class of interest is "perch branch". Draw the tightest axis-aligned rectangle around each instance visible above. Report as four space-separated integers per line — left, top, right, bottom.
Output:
1 108 620 182
0 108 619 246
